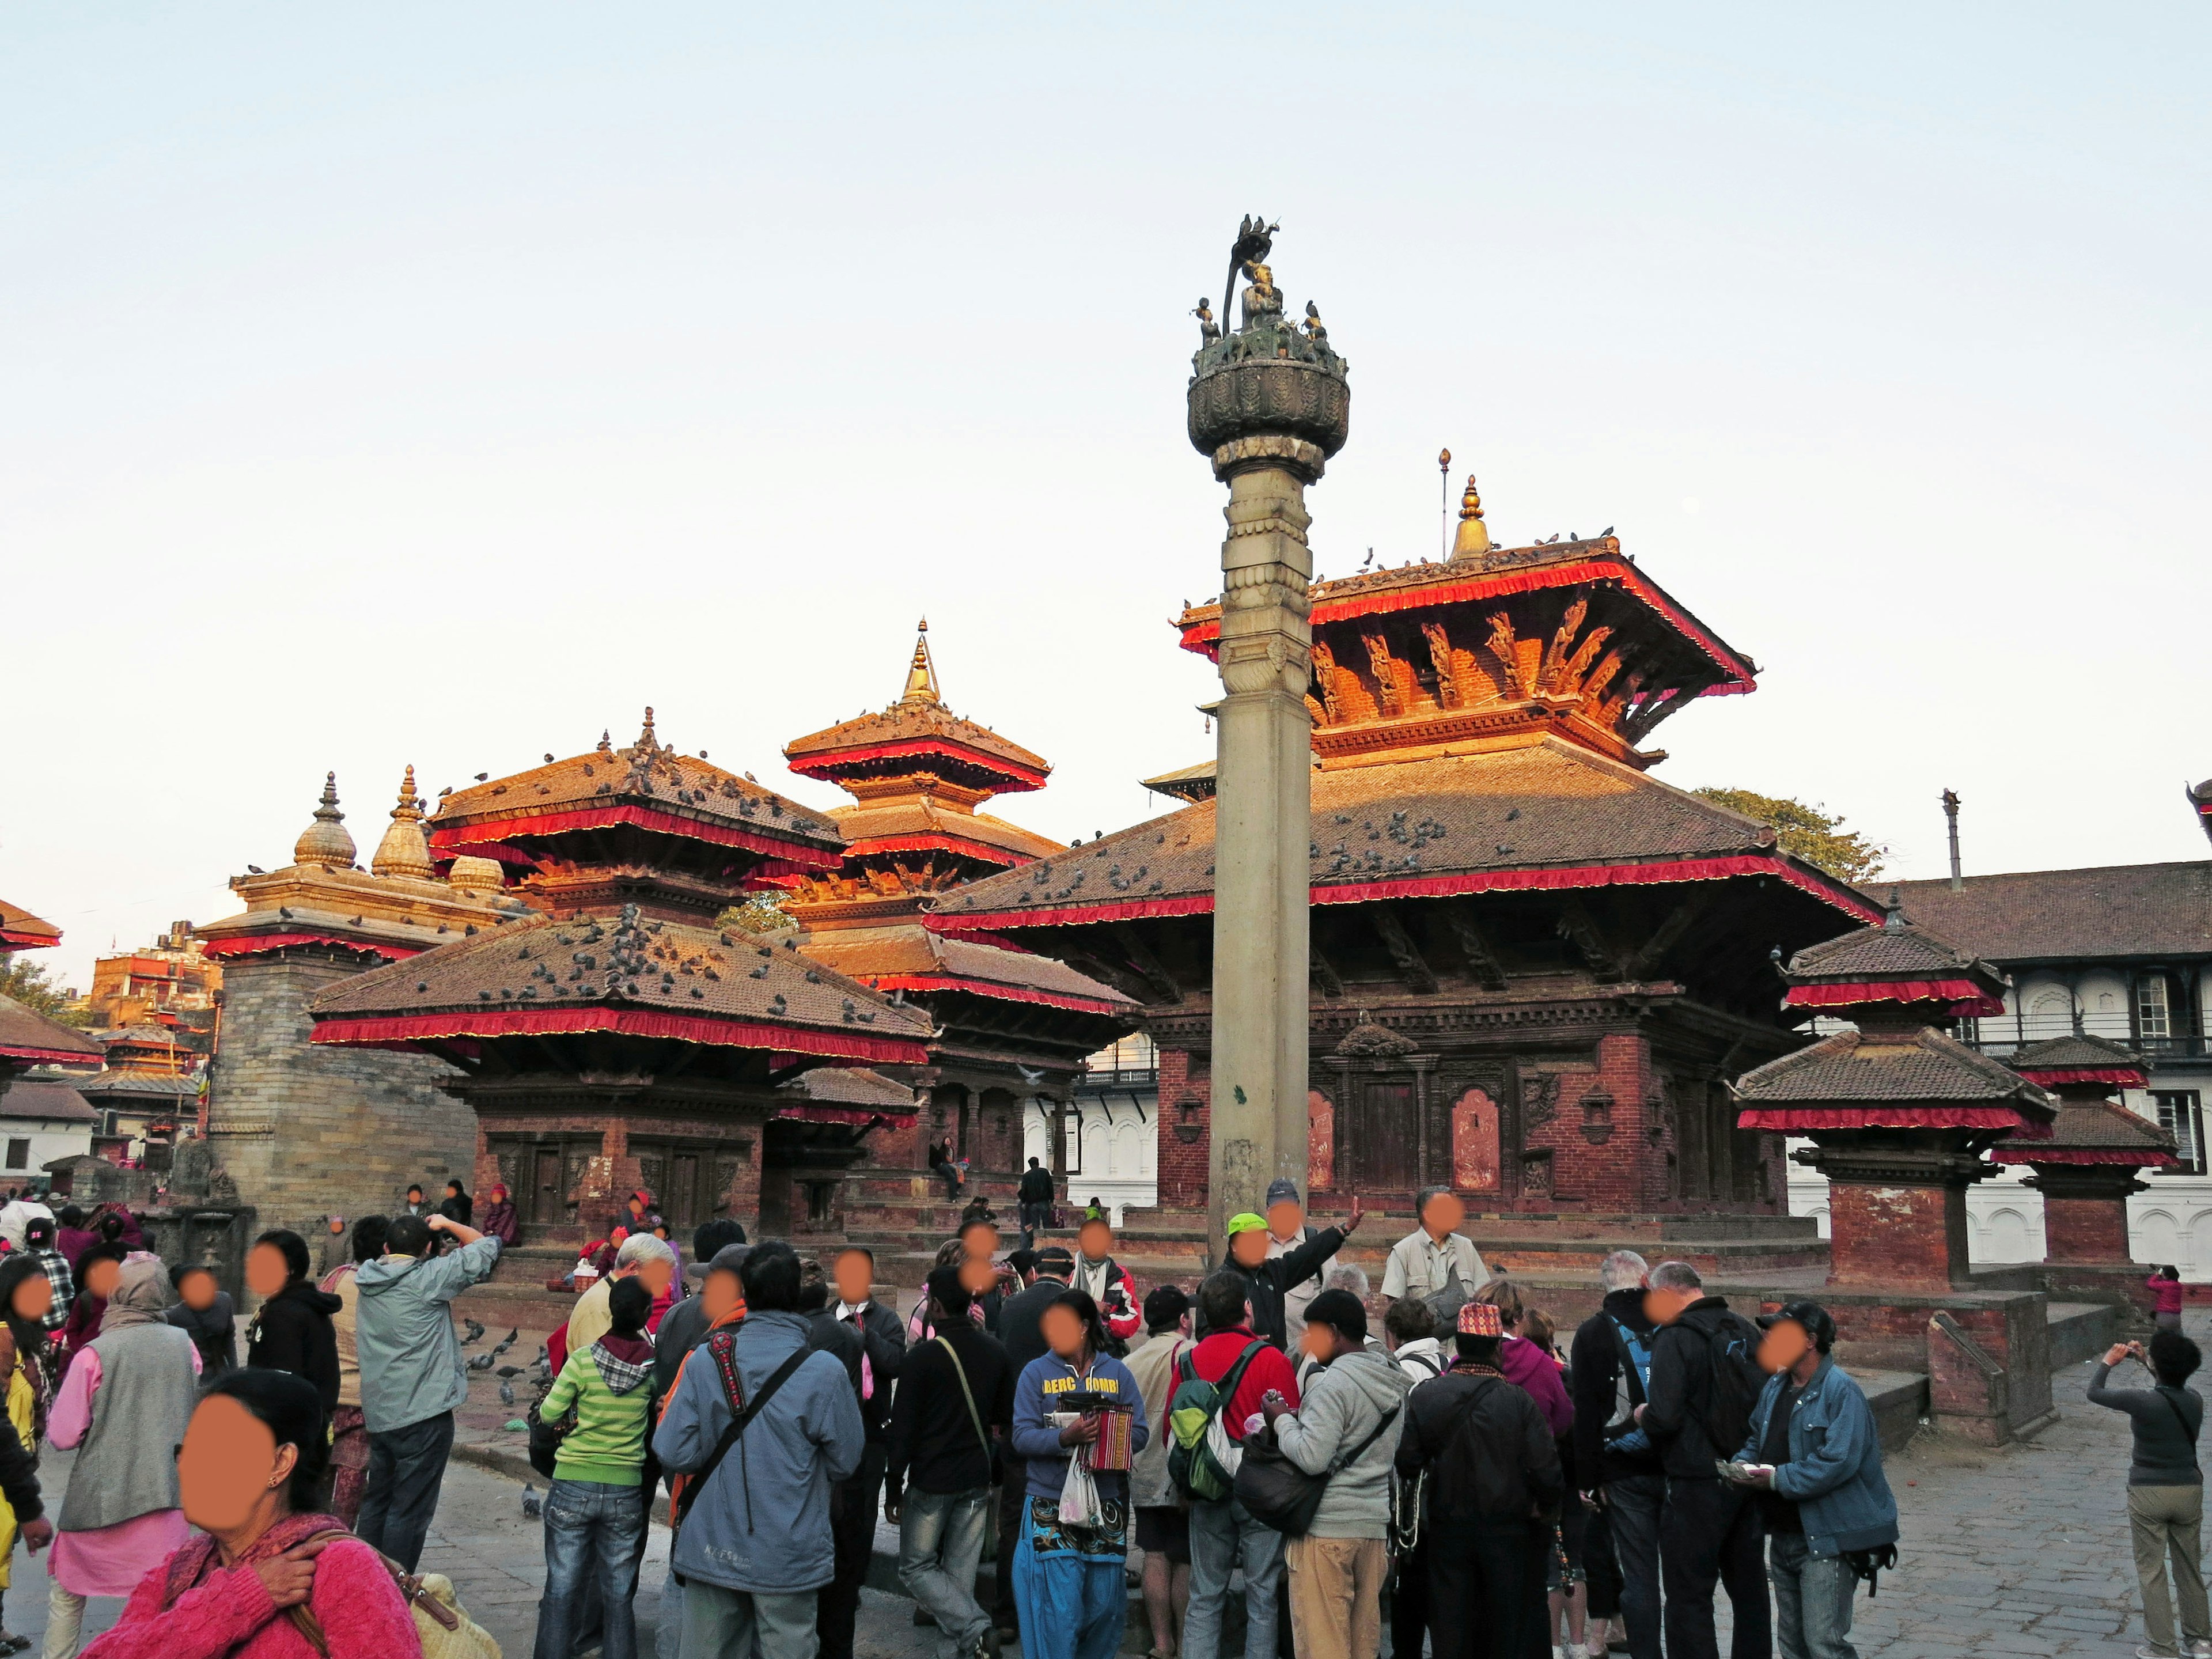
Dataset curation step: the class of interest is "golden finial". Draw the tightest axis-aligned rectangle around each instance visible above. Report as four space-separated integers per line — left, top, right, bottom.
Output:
293 771 358 868
1451 474 1491 562
901 622 941 706
372 764 434 879
638 706 657 749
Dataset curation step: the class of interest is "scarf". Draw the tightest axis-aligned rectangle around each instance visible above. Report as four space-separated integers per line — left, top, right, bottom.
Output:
100 1257 171 1331
160 1509 349 1610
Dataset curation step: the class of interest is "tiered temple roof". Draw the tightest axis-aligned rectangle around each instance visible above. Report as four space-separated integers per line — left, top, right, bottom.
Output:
0 901 103 1075
1994 1035 2175 1170
1782 912 2010 1018
0 900 62 953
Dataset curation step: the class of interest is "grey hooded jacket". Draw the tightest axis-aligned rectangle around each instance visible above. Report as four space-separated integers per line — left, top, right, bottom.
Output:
1272 1346 1412 1539
354 1235 502 1434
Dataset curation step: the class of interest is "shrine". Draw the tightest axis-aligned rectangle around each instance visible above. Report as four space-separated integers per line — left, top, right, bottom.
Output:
0 899 102 1094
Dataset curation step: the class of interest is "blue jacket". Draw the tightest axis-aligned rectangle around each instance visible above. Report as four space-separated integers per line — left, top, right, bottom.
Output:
652 1309 865 1593
1010 1349 1147 1503
1736 1355 1899 1558
354 1237 501 1434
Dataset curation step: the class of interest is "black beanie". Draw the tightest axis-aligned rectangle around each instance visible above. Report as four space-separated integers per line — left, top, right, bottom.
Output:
1305 1287 1368 1346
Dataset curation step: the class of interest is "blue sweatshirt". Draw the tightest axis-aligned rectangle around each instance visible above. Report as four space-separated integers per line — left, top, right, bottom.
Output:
1011 1349 1149 1503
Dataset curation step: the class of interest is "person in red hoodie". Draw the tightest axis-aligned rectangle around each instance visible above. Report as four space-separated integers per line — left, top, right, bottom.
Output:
2149 1263 2186 1332
1181 1265 1302 1659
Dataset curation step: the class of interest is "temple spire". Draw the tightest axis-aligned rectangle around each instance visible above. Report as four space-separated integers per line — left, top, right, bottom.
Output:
372 764 435 881
293 771 358 869
1450 474 1490 562
900 620 940 705
637 707 657 750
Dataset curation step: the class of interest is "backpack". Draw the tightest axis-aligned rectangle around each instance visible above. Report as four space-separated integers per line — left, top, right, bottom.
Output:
1691 1309 1765 1456
1167 1338 1267 1501
285 1533 501 1659
1604 1317 1653 1455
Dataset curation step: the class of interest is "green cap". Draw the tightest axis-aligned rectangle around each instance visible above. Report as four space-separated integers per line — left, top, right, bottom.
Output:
1226 1212 1267 1237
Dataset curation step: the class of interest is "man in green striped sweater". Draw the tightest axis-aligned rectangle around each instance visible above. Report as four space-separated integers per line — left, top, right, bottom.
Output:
534 1274 658 1659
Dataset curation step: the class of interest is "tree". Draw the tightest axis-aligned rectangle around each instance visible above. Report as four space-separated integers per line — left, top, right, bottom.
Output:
0 956 90 1024
1694 787 1888 887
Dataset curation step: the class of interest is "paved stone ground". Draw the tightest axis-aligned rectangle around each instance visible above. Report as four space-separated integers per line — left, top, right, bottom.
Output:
3 1315 2207 1656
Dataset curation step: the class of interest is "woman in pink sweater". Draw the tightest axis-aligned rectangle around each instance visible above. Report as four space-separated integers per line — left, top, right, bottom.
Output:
81 1369 420 1659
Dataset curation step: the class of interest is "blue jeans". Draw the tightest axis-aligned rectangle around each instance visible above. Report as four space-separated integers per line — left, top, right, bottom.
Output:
1183 1496 1284 1659
1767 1533 1858 1659
535 1478 647 1659
1604 1473 1666 1659
899 1486 993 1659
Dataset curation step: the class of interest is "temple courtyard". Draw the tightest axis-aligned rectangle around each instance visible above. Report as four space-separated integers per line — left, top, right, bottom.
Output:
0 1312 2195 1657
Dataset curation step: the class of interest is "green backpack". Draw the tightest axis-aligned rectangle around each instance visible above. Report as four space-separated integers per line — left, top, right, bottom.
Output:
1166 1339 1268 1502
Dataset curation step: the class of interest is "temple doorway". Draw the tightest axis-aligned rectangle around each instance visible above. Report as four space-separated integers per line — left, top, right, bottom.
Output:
1347 1080 1419 1190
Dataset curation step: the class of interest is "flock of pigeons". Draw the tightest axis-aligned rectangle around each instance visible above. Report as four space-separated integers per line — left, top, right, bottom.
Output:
459 1317 547 1408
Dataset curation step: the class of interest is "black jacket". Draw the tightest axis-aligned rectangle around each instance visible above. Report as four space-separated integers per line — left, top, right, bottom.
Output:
998 1275 1071 1375
1205 1228 1349 1350
165 1293 239 1376
1570 1287 1660 1484
1643 1296 1757 1481
887 1323 1014 1502
247 1280 343 1420
1394 1367 1562 1525
1018 1167 1055 1206
808 1301 907 1441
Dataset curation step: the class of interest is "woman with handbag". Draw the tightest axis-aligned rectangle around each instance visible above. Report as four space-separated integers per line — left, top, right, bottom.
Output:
1009 1290 1150 1659
1252 1289 1410 1659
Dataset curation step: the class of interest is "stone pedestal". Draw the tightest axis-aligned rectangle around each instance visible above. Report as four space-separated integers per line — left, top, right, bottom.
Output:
1207 455 1316 1242
1799 1138 1990 1293
2025 1164 2144 1264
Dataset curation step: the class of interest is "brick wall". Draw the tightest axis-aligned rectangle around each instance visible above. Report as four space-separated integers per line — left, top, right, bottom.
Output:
1156 1048 1209 1206
1827 1180 1970 1291
2041 1194 2133 1265
207 955 476 1244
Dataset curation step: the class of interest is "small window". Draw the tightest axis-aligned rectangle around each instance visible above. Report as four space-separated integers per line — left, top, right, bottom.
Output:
2155 1091 2204 1176
2141 977 2173 1040
3 1141 26 1171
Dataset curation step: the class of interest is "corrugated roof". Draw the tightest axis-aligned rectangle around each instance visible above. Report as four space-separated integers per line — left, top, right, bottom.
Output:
1892 864 2212 963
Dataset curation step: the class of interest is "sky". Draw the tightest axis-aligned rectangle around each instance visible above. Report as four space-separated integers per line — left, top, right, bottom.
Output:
5 6 2207 991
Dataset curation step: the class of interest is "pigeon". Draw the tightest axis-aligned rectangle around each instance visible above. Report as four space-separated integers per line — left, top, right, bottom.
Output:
499 1380 516 1407
521 1484 542 1518
467 1353 495 1372
544 753 555 763
1601 525 1614 536
497 1365 524 1380
491 1327 518 1355
475 772 488 781
1017 1064 1047 1085
245 864 265 875
460 1320 486 1345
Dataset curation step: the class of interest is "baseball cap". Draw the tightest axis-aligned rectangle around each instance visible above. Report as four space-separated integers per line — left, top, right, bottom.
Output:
1756 1299 1836 1351
1264 1179 1301 1207
1226 1213 1268 1237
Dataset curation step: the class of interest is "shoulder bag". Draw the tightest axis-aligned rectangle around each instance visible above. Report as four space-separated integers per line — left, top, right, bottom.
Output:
935 1334 1001 1484
1233 1399 1403 1538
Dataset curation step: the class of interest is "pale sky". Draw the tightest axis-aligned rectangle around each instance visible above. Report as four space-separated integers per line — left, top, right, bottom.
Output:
6 6 2207 991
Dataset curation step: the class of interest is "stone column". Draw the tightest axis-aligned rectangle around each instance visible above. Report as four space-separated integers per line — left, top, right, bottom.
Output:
1798 1139 1989 1293
2022 1165 2146 1264
1208 447 1319 1241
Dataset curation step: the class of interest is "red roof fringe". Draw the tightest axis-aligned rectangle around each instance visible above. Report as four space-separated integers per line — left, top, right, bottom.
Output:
310 1007 930 1065
0 1044 100 1065
431 806 843 870
0 930 56 950
1736 1105 2041 1132
1785 980 2008 1017
1997 1146 2178 1167
843 833 1024 868
931 854 1881 934
1179 558 1757 693
865 974 1130 1017
200 933 422 963
773 1103 914 1126
790 739 1047 791
2014 1066 2150 1089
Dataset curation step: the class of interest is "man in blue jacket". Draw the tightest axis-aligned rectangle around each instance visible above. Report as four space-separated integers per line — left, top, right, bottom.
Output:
655 1240 866 1659
1729 1300 1899 1659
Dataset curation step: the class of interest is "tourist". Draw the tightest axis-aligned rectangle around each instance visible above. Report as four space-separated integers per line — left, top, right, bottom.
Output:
1393 1301 1561 1659
0 1259 54 1654
1018 1157 1055 1247
910 1240 987 1344
479 1183 520 1248
1128 1285 1195 1659
76 1369 419 1658
654 1232 750 1408
2150 1266 2186 1335
1260 1286 1410 1659
316 1215 347 1279
1383 1296 1446 1384
353 1210 499 1572
58 1243 127 1365
1637 1260 1770 1659
1477 1279 1572 1432
1214 1201 1362 1352
886 1264 1015 1659
994 1243 1074 1641
1259 1181 1338 1349
162 1263 237 1375
243 1229 342 1425
0 1200 52 1258
1009 1288 1148 1659
1070 1219 1142 1354
432 1180 469 1228
1570 1249 1661 1659
1726 1300 1896 1659
797 1253 893 1659
930 1141 963 1202
653 1241 866 1659
1520 1305 1590 1659
1379 1187 1488 1325
550 1233 676 1376
52 1210 93 1273
44 1256 202 1659
1181 1270 1301 1659
533 1276 657 1659
400 1184 427 1217
21 1217 73 1332
2090 1331 2210 1659
316 1215 384 1528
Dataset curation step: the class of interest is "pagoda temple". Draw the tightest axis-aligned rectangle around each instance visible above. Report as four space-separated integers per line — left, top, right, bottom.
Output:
194 769 525 1238
308 713 934 1240
932 479 1881 1233
0 899 101 1094
1997 1033 2176 1276
782 624 1139 1217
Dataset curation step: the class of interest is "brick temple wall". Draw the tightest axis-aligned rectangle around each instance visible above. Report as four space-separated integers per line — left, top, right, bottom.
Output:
2042 1194 2134 1264
1156 1048 1210 1206
207 955 475 1241
1828 1180 1971 1291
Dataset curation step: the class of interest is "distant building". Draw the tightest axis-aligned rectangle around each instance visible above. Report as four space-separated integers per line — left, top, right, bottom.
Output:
0 1078 96 1190
78 922 220 1029
1051 1033 1160 1224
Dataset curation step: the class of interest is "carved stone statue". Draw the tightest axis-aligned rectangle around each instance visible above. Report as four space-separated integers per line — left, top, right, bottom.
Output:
1222 214 1279 329
1194 297 1220 346
1240 260 1282 332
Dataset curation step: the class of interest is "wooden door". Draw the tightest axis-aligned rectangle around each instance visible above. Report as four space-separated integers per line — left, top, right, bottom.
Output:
531 1149 565 1225
668 1153 703 1230
1353 1081 1419 1190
